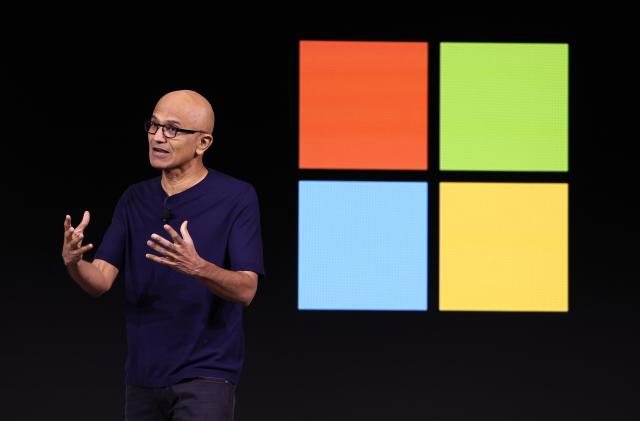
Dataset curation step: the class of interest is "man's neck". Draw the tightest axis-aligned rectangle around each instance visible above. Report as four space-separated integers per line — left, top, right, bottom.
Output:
161 163 208 196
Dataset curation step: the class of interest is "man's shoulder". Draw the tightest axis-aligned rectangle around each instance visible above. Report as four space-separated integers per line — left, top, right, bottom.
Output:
130 175 160 189
134 173 160 186
119 174 161 200
207 168 256 196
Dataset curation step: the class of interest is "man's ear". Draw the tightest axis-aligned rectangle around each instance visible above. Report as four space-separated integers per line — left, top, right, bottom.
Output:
196 135 213 156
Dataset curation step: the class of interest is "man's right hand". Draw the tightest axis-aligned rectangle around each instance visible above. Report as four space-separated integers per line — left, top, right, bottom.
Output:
62 211 93 267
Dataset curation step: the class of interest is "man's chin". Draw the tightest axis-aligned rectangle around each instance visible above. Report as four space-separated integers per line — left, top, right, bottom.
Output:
149 159 173 170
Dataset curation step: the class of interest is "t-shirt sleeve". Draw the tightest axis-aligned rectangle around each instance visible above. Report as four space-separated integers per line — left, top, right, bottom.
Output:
93 188 128 271
227 185 266 281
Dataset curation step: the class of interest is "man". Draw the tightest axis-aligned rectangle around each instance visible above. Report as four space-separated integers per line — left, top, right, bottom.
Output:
61 90 265 420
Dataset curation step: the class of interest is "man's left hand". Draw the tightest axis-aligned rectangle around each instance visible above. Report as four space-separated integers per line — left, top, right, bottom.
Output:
146 221 204 276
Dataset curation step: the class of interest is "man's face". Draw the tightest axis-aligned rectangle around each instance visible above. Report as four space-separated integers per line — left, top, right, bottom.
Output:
147 95 210 170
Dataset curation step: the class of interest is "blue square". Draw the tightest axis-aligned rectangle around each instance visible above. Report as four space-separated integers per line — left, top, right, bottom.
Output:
298 180 428 311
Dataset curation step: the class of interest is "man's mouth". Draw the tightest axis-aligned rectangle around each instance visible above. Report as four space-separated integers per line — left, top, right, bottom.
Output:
152 147 170 154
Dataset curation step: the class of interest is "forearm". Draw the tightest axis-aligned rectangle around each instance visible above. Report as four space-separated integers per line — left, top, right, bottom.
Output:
193 259 256 306
66 260 109 298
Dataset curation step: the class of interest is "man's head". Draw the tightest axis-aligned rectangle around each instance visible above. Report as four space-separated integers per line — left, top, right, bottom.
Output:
147 90 215 170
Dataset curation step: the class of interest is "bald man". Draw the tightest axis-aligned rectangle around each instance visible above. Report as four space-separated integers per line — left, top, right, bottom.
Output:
61 90 265 421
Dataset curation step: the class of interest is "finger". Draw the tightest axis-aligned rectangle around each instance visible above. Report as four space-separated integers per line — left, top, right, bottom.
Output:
180 220 193 243
149 233 173 249
163 224 184 244
72 243 93 255
64 226 76 242
146 238 179 260
145 253 175 267
79 243 93 253
73 232 85 248
76 210 91 231
64 214 71 231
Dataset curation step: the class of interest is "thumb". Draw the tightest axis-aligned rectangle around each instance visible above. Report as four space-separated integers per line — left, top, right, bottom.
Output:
77 210 91 232
180 220 193 242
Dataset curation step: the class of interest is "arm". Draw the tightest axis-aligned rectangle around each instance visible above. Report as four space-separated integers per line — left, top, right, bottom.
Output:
193 262 258 306
62 212 119 297
66 259 119 298
145 222 259 306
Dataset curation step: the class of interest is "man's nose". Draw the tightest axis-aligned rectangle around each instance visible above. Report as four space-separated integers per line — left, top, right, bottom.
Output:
152 128 166 142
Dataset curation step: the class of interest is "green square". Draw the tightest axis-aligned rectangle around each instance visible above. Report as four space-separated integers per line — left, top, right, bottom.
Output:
440 42 568 172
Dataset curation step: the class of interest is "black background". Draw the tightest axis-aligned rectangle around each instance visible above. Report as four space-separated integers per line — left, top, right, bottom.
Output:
3 14 637 421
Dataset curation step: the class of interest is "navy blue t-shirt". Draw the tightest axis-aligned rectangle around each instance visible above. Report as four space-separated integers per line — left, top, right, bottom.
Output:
94 167 265 387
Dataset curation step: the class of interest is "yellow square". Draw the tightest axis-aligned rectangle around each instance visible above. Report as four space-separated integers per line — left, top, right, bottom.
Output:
440 182 568 312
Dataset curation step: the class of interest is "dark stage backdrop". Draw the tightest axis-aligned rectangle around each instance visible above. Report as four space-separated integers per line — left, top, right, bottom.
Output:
3 16 637 421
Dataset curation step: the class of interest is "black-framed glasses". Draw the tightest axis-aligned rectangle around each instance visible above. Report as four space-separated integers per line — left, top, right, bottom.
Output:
144 120 208 139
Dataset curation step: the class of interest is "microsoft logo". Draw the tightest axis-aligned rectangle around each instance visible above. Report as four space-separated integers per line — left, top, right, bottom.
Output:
298 41 568 312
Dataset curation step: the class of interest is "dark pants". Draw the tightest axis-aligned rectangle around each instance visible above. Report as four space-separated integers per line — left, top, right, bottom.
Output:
125 376 236 421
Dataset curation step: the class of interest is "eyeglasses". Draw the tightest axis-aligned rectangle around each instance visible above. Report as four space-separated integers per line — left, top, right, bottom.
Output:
144 120 208 139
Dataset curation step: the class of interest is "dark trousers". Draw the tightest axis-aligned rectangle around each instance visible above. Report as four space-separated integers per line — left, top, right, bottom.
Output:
125 376 236 421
